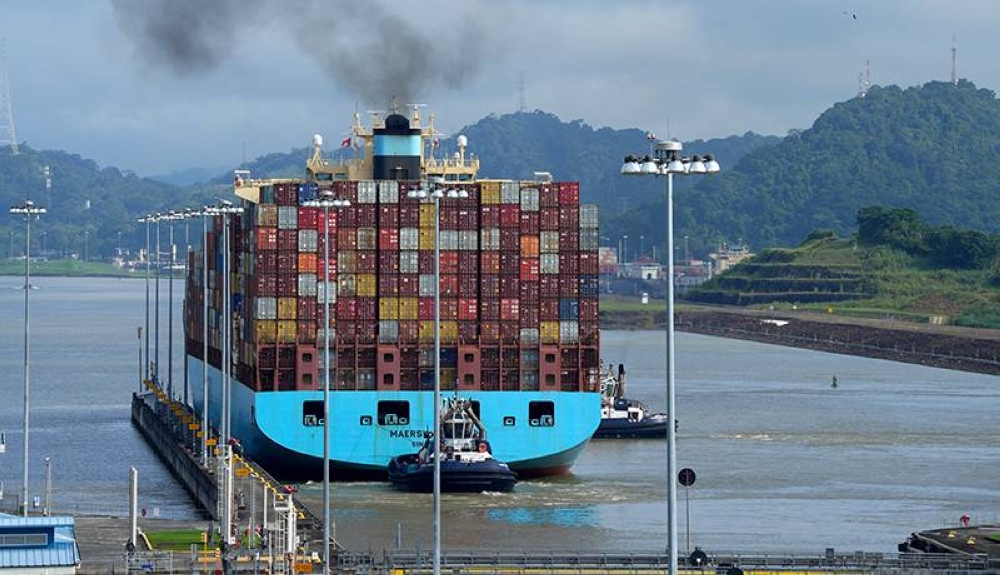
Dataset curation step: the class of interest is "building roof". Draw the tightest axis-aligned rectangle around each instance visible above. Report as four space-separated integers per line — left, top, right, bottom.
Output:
0 513 81 568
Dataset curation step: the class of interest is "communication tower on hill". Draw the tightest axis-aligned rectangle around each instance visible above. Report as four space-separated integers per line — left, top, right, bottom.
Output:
857 59 872 98
0 40 19 155
518 71 527 112
951 35 958 85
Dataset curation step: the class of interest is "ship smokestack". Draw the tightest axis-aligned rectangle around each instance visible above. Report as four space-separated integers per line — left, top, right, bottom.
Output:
373 113 421 180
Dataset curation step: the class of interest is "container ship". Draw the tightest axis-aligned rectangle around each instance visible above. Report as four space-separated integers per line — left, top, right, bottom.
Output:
183 106 602 481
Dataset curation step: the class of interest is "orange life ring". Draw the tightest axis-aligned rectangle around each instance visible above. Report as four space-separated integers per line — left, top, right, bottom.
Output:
477 442 487 453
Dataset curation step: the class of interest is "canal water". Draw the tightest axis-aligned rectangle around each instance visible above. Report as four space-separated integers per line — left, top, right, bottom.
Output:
0 277 996 554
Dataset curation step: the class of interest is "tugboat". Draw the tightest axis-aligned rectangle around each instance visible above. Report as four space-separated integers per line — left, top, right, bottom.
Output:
592 364 670 439
387 396 518 493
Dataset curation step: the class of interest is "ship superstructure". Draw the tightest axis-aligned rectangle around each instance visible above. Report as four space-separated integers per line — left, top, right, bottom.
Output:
185 105 602 480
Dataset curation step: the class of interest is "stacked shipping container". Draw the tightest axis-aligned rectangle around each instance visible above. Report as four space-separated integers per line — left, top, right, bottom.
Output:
185 179 600 395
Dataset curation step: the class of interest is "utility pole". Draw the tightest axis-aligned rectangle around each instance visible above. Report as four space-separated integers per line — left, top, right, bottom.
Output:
0 39 18 155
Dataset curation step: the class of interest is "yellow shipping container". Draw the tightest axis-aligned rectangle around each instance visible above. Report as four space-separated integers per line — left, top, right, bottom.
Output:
480 181 501 204
540 321 560 344
398 297 418 320
379 297 399 320
520 235 540 258
277 297 297 320
418 228 436 250
356 273 377 297
419 204 437 228
254 320 277 343
277 320 297 343
420 320 458 343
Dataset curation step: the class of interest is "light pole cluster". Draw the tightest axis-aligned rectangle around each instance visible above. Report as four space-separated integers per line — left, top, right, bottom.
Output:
10 199 46 517
407 177 468 575
301 188 350 575
621 140 718 575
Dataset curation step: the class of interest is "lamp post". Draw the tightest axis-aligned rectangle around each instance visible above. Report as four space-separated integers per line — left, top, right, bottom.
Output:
407 177 467 575
10 199 46 517
138 215 152 381
640 235 645 259
621 141 719 575
154 213 162 383
302 188 350 575
166 211 183 402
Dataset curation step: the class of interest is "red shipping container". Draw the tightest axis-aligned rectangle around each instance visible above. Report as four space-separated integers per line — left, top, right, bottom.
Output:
520 280 539 304
540 276 560 299
297 322 316 343
559 253 579 276
579 252 599 274
379 205 399 226
276 253 297 272
500 229 519 251
458 252 479 273
559 230 579 251
480 205 500 227
378 274 399 296
500 321 520 343
500 250 519 272
459 274 477 295
500 205 520 227
439 251 459 274
458 321 478 342
440 208 458 230
500 298 520 320
278 229 298 251
378 250 399 273
337 298 358 320
298 299 318 321
276 183 298 205
480 275 500 298
356 251 377 273
520 258 539 281
399 274 419 296
440 298 458 320
337 228 356 250
316 209 338 232
440 274 458 296
399 204 420 227
579 298 599 321
317 257 337 279
418 297 434 320
418 251 435 274
540 207 560 230
520 306 539 327
559 206 579 229
480 252 500 274
255 273 277 297
356 205 377 227
356 321 376 344
277 273 297 296
456 207 477 230
399 320 420 341
558 181 580 204
540 298 559 320
336 320 356 343
378 229 400 250
519 212 540 235
500 276 520 298
298 207 319 229
481 322 500 344
358 297 377 320
480 298 500 321
539 185 559 207
560 276 579 297
338 207 356 229
458 298 478 320
257 252 277 272
257 228 278 251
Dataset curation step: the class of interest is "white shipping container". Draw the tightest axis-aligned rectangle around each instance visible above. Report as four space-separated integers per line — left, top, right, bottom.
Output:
255 297 277 320
399 228 419 250
378 320 399 343
357 228 376 250
520 188 539 211
317 281 338 304
399 251 419 274
559 320 579 343
419 274 436 296
357 180 377 204
540 231 560 253
298 229 318 252
298 273 318 297
458 230 478 251
540 253 560 274
480 228 500 251
500 181 519 204
579 229 599 251
520 328 540 345
580 204 599 228
378 180 399 203
277 206 298 229
439 230 458 250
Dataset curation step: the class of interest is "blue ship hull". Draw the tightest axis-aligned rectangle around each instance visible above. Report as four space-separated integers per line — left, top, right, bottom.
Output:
188 357 601 481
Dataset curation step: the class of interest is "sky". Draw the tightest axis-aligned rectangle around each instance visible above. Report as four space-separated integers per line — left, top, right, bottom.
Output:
2 0 999 177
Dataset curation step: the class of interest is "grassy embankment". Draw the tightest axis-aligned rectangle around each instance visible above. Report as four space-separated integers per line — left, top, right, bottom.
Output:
0 259 134 277
144 529 208 551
